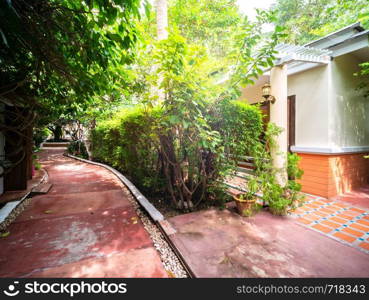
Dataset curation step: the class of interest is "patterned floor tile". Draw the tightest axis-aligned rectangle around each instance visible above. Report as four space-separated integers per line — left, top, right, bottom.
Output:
290 195 369 254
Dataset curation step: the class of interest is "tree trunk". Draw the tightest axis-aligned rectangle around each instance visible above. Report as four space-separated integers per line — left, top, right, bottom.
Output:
155 0 168 102
156 0 168 40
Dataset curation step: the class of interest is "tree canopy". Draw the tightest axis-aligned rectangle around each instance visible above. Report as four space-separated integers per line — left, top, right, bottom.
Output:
0 0 144 127
169 0 242 59
271 0 369 45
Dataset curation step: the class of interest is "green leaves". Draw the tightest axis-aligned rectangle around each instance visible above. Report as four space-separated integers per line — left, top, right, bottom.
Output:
272 0 369 45
0 231 10 238
0 0 143 129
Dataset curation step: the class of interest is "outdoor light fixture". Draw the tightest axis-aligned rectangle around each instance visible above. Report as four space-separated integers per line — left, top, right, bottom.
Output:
262 83 276 104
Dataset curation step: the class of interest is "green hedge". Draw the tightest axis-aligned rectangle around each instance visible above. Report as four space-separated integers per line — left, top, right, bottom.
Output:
91 100 263 208
91 106 165 194
67 140 89 159
216 100 263 158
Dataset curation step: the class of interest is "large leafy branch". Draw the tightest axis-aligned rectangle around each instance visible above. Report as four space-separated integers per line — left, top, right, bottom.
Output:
0 0 143 176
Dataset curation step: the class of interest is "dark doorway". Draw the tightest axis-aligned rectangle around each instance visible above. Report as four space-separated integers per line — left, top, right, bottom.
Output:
287 95 296 152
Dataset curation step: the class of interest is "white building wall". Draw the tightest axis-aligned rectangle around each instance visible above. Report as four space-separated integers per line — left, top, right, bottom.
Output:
287 64 330 149
240 66 331 150
240 52 369 153
239 76 268 104
329 53 369 150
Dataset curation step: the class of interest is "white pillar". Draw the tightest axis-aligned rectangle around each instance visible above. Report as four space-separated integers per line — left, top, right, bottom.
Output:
270 64 288 186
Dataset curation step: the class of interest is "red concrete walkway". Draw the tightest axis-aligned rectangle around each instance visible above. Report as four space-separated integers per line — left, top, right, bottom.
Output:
0 149 167 278
161 207 369 277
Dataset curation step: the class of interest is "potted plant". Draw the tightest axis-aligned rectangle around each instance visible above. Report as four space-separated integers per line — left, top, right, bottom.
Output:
233 177 260 217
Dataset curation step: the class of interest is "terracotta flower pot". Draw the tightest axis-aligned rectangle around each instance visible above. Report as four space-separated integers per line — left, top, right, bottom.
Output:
233 194 257 217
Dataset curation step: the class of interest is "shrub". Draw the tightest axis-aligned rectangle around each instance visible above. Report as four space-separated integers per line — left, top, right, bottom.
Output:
287 152 304 180
67 140 89 159
91 31 266 211
33 127 51 147
91 106 165 194
91 100 263 211
214 100 263 162
253 124 305 215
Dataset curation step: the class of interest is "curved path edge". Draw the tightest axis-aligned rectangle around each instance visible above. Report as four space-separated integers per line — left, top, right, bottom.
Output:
65 154 164 222
65 154 196 277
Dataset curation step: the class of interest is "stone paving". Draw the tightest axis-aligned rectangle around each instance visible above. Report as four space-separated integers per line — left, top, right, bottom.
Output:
0 149 167 278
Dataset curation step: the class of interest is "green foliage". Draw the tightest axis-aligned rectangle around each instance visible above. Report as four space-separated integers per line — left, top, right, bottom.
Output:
91 98 263 211
230 10 285 90
271 0 369 45
91 106 165 194
287 153 304 180
49 125 63 142
90 6 282 212
135 5 283 103
33 127 51 148
286 153 305 210
169 0 242 59
0 0 144 129
238 177 260 201
32 154 42 170
215 100 263 158
311 0 369 37
67 140 89 160
355 62 369 98
250 124 304 216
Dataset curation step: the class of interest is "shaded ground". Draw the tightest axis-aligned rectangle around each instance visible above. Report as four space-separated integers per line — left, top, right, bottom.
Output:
332 184 369 209
0 149 167 278
0 169 45 206
161 204 369 277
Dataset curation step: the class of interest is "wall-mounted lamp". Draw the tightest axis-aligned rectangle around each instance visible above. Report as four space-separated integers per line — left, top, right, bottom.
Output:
262 83 276 104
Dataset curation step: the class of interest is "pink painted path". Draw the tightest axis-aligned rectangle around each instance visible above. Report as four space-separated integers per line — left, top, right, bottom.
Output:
161 206 369 278
0 149 167 278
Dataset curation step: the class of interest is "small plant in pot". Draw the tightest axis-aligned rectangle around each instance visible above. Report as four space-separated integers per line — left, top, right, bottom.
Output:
233 177 260 217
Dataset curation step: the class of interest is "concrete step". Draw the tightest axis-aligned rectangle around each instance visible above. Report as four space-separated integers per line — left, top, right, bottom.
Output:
42 142 70 148
236 166 255 175
31 183 53 195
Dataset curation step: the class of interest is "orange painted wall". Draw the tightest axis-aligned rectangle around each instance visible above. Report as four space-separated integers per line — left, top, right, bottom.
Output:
296 152 369 198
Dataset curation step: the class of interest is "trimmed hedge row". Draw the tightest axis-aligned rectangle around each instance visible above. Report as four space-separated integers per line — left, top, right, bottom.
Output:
91 101 263 208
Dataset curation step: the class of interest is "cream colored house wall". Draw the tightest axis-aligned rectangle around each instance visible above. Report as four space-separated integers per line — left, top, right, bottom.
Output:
287 65 330 148
239 53 369 152
240 85 261 104
329 53 369 149
239 76 268 104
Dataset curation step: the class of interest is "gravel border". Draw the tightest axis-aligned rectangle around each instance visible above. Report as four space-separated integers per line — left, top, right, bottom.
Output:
0 169 48 233
124 187 188 278
66 154 188 278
